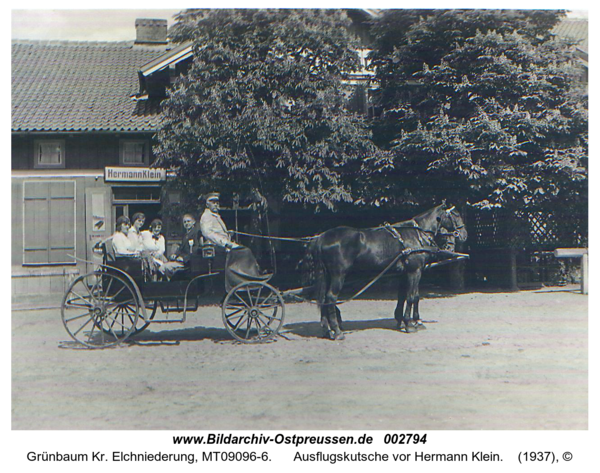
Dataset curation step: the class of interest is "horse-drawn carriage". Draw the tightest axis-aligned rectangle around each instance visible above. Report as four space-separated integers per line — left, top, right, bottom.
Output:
61 238 285 348
61 202 468 348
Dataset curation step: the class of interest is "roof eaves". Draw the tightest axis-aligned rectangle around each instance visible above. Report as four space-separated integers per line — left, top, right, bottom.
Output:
139 41 193 77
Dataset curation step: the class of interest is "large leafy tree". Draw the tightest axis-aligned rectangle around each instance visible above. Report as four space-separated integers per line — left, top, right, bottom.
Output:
368 9 588 239
154 9 385 211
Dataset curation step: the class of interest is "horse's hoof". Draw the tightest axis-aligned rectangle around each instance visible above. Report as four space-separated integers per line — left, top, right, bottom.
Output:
414 322 426 330
401 322 418 333
334 332 345 341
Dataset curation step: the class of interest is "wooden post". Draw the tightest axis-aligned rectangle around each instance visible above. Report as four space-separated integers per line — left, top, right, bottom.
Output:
581 253 588 295
449 259 465 292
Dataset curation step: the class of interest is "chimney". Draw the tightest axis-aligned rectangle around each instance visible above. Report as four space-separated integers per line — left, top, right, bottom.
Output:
135 18 168 44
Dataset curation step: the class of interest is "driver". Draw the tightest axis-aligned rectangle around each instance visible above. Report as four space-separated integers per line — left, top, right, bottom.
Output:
199 192 240 249
199 192 269 290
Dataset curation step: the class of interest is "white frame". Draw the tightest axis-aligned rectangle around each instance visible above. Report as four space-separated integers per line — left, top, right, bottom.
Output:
33 139 66 169
119 139 149 166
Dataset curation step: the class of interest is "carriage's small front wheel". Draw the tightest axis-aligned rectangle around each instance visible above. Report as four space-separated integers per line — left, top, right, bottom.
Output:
61 272 140 348
130 300 159 336
222 281 285 343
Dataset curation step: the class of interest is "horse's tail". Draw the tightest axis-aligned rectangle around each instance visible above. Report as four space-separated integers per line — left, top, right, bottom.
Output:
298 236 326 306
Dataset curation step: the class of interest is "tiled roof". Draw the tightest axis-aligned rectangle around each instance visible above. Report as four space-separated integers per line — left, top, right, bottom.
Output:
553 19 588 55
12 40 168 132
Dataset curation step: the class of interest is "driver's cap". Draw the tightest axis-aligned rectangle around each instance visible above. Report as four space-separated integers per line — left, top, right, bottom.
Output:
205 192 220 202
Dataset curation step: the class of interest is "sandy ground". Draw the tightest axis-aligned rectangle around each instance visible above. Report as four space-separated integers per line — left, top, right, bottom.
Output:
12 286 587 430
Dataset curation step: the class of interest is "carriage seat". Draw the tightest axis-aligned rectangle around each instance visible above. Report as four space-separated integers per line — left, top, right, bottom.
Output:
93 237 117 264
199 236 217 259
93 238 145 277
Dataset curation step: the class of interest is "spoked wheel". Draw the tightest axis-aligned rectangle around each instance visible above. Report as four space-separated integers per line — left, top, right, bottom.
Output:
222 281 285 343
61 272 139 348
129 300 158 336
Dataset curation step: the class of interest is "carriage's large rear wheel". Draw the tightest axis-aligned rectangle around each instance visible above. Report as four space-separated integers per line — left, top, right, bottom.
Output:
222 281 285 343
61 272 140 348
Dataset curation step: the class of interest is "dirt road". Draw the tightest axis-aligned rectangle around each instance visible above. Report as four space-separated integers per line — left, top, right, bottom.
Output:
12 287 587 430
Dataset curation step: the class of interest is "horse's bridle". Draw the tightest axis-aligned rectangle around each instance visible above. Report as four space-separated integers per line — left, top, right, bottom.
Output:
438 208 465 239
400 208 463 239
383 206 464 247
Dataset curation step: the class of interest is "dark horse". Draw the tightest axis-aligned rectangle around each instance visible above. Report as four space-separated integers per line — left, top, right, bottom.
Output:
304 202 467 340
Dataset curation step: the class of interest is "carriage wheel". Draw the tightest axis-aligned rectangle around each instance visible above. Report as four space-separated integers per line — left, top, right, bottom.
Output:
130 300 159 336
222 281 285 343
102 298 157 337
61 272 140 348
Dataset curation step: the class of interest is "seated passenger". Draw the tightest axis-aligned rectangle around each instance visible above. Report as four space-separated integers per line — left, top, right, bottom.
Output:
171 213 201 264
141 218 166 259
112 216 158 280
128 212 146 252
112 216 140 257
142 218 183 279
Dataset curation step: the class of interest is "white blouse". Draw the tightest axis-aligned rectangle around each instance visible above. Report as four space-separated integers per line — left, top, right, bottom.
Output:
112 232 140 256
141 230 165 256
127 227 145 251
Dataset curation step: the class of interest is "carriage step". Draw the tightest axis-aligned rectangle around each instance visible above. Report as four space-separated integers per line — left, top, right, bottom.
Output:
159 300 199 313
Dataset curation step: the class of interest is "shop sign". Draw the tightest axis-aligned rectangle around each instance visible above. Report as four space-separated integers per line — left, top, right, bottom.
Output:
104 167 167 182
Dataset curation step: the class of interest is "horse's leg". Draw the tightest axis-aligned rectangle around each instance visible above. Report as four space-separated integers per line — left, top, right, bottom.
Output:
319 272 332 338
394 274 407 329
324 271 346 340
411 267 426 330
320 306 331 337
402 270 420 333
335 306 343 331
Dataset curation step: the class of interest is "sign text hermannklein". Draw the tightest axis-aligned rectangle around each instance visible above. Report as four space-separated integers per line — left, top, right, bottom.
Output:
104 167 167 182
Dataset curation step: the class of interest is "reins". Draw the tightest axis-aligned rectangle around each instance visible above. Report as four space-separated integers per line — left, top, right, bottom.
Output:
232 218 454 244
232 230 318 243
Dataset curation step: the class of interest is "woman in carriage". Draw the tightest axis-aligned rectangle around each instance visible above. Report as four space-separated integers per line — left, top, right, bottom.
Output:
142 218 183 279
112 216 140 256
111 215 160 279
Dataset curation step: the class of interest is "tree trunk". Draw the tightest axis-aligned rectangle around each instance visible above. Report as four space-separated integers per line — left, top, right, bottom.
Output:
509 247 519 291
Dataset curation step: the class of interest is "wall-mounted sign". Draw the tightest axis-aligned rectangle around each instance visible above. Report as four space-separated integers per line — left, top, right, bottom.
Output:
104 167 167 182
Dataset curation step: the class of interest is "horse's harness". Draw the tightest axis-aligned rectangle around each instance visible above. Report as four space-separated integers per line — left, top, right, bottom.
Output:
382 207 464 256
383 208 462 243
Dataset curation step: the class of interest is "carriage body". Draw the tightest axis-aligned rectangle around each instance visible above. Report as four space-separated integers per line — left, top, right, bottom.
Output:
61 239 285 348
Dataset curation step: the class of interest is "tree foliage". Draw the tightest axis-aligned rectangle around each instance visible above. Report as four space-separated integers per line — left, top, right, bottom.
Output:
154 9 385 211
368 9 588 224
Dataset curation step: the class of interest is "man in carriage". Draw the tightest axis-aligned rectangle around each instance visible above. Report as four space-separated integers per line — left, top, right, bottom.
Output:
199 192 241 249
199 192 271 290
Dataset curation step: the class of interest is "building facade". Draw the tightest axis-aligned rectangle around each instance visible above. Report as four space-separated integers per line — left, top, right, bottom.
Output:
11 20 180 303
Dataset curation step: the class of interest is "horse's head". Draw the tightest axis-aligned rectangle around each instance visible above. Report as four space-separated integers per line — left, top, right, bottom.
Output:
438 202 468 243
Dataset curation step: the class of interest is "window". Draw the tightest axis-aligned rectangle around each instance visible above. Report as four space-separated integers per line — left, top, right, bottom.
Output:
120 140 149 166
23 181 76 265
33 140 65 168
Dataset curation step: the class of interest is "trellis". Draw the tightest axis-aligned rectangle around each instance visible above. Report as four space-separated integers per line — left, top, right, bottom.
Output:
467 207 586 288
469 209 583 250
